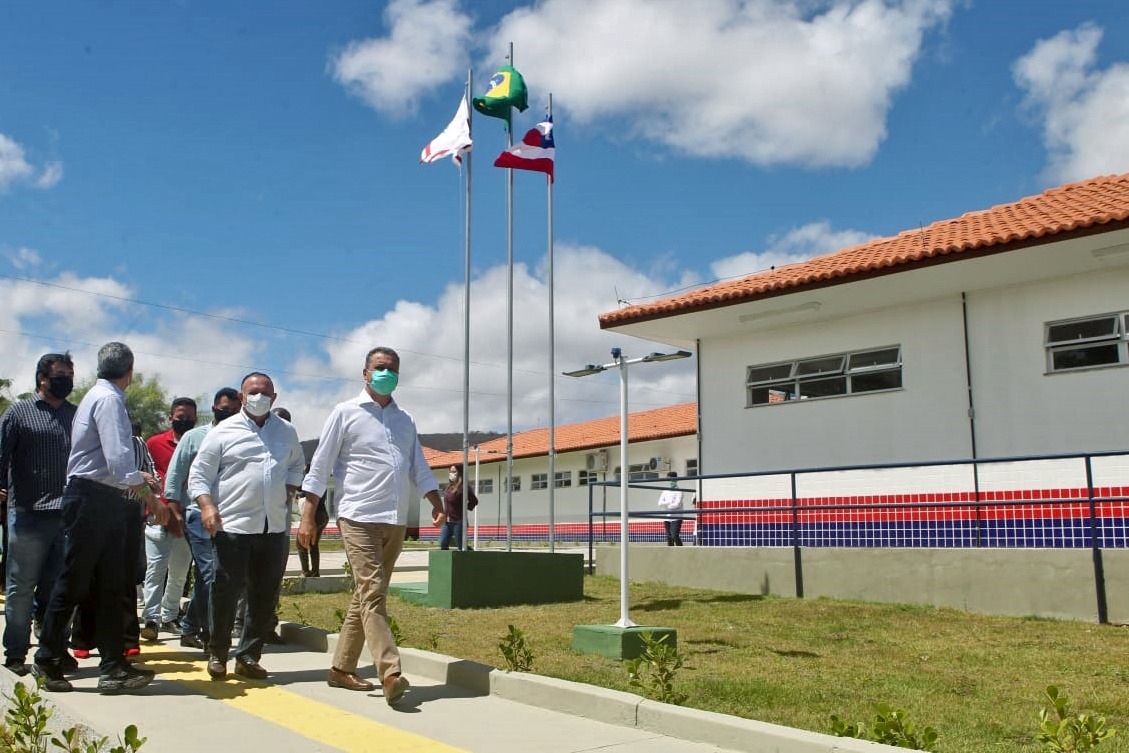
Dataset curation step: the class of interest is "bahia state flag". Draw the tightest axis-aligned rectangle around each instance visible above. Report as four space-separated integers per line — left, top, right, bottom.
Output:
420 96 472 166
493 117 554 182
473 65 528 122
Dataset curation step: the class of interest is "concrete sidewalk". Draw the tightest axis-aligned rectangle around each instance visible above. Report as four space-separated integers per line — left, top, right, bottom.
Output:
0 547 892 753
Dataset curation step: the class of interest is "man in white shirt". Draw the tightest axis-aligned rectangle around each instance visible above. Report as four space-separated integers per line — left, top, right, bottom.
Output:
299 346 444 705
188 372 304 682
657 471 687 546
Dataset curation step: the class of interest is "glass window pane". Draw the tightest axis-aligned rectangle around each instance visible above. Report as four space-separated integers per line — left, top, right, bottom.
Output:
1047 317 1117 345
1051 344 1120 370
798 376 847 398
852 369 902 392
849 347 900 370
749 384 795 405
747 363 792 383
796 356 845 376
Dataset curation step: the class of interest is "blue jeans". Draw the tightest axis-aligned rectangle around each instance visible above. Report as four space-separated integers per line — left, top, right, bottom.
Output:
180 508 213 639
141 523 192 624
439 520 463 550
208 530 288 663
3 508 64 662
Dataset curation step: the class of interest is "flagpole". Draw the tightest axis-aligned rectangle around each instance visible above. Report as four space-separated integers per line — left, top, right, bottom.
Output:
547 92 555 553
461 69 473 552
505 41 515 552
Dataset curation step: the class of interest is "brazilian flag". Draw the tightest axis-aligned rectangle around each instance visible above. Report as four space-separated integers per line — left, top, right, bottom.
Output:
473 65 528 123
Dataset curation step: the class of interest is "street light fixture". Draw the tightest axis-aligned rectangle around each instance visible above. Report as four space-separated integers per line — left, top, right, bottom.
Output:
564 347 692 627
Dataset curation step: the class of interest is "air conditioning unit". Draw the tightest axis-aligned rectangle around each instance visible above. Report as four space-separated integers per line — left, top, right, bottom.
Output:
585 449 609 471
648 456 666 471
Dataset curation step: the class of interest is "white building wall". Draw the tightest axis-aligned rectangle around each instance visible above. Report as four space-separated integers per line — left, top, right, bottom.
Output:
699 295 972 476
965 267 1129 457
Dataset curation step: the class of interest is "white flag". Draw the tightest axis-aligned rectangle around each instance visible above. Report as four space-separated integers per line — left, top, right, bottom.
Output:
420 97 472 166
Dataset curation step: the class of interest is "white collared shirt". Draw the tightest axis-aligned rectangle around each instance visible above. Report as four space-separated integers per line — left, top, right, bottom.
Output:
187 410 304 534
302 391 437 525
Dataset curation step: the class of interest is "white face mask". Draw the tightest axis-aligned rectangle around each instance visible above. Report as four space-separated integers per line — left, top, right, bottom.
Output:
244 393 272 417
448 472 458 483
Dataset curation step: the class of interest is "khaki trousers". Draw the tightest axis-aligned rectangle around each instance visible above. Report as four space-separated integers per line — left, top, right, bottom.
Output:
334 518 405 681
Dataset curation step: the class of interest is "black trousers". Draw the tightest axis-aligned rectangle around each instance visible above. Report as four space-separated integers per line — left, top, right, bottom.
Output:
208 531 288 663
36 479 131 672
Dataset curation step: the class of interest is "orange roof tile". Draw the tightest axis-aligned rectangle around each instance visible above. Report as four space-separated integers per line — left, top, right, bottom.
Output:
426 402 697 469
600 172 1129 328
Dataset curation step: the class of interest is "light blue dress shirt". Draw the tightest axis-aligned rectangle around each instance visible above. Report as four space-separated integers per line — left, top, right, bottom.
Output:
66 379 144 489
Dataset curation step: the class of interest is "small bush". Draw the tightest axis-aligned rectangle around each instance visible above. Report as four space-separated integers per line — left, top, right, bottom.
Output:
1 680 146 753
1037 685 1116 752
830 703 938 750
498 624 534 672
624 631 688 706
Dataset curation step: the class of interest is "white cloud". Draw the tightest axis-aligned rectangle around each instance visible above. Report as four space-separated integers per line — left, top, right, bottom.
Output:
710 221 876 279
0 133 62 192
1013 23 1129 183
487 0 954 167
35 161 64 189
0 133 35 191
4 247 42 271
283 243 696 436
0 248 694 440
331 0 473 117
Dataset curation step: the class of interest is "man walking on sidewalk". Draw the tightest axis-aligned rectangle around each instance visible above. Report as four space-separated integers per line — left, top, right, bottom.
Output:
0 353 77 677
300 346 445 706
33 342 169 694
188 372 304 681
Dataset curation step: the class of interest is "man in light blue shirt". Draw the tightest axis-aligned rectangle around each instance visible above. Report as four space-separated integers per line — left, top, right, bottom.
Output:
162 386 240 649
188 372 304 681
33 342 169 695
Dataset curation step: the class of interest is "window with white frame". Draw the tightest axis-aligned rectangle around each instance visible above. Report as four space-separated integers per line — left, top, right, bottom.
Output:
1045 312 1129 372
530 473 548 490
477 478 493 495
579 470 599 486
746 345 903 406
685 458 698 477
554 471 572 488
504 476 521 492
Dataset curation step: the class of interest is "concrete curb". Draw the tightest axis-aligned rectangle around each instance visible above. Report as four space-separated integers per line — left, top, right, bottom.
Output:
282 622 902 753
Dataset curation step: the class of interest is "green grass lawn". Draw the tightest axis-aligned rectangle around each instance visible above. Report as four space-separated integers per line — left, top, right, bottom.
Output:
278 575 1129 753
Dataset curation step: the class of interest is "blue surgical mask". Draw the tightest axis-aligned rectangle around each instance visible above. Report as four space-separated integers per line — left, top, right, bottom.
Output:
369 368 398 396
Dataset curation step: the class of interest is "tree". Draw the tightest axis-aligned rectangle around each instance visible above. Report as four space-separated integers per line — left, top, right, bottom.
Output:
0 377 12 417
70 372 172 438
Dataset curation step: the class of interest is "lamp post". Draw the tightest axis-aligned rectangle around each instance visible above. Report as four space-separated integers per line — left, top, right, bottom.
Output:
564 347 692 627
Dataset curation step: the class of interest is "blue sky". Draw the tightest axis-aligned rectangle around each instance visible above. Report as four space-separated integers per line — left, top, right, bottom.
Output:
2 0 1128 439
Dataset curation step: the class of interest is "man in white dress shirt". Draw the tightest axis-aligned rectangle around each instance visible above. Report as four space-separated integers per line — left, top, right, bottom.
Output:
188 371 304 681
299 346 444 705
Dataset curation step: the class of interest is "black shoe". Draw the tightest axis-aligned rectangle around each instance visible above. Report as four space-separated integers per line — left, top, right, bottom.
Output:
140 622 159 641
4 658 29 677
207 656 227 680
179 634 205 649
58 652 79 674
31 661 73 692
97 663 155 695
234 657 268 680
263 630 284 645
159 620 180 635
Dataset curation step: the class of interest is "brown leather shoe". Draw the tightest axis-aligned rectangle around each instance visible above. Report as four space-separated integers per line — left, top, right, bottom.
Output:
234 657 268 680
382 673 409 706
327 667 375 692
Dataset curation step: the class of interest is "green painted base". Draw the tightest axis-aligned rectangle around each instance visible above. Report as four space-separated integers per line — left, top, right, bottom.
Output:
390 551 584 609
571 624 678 660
